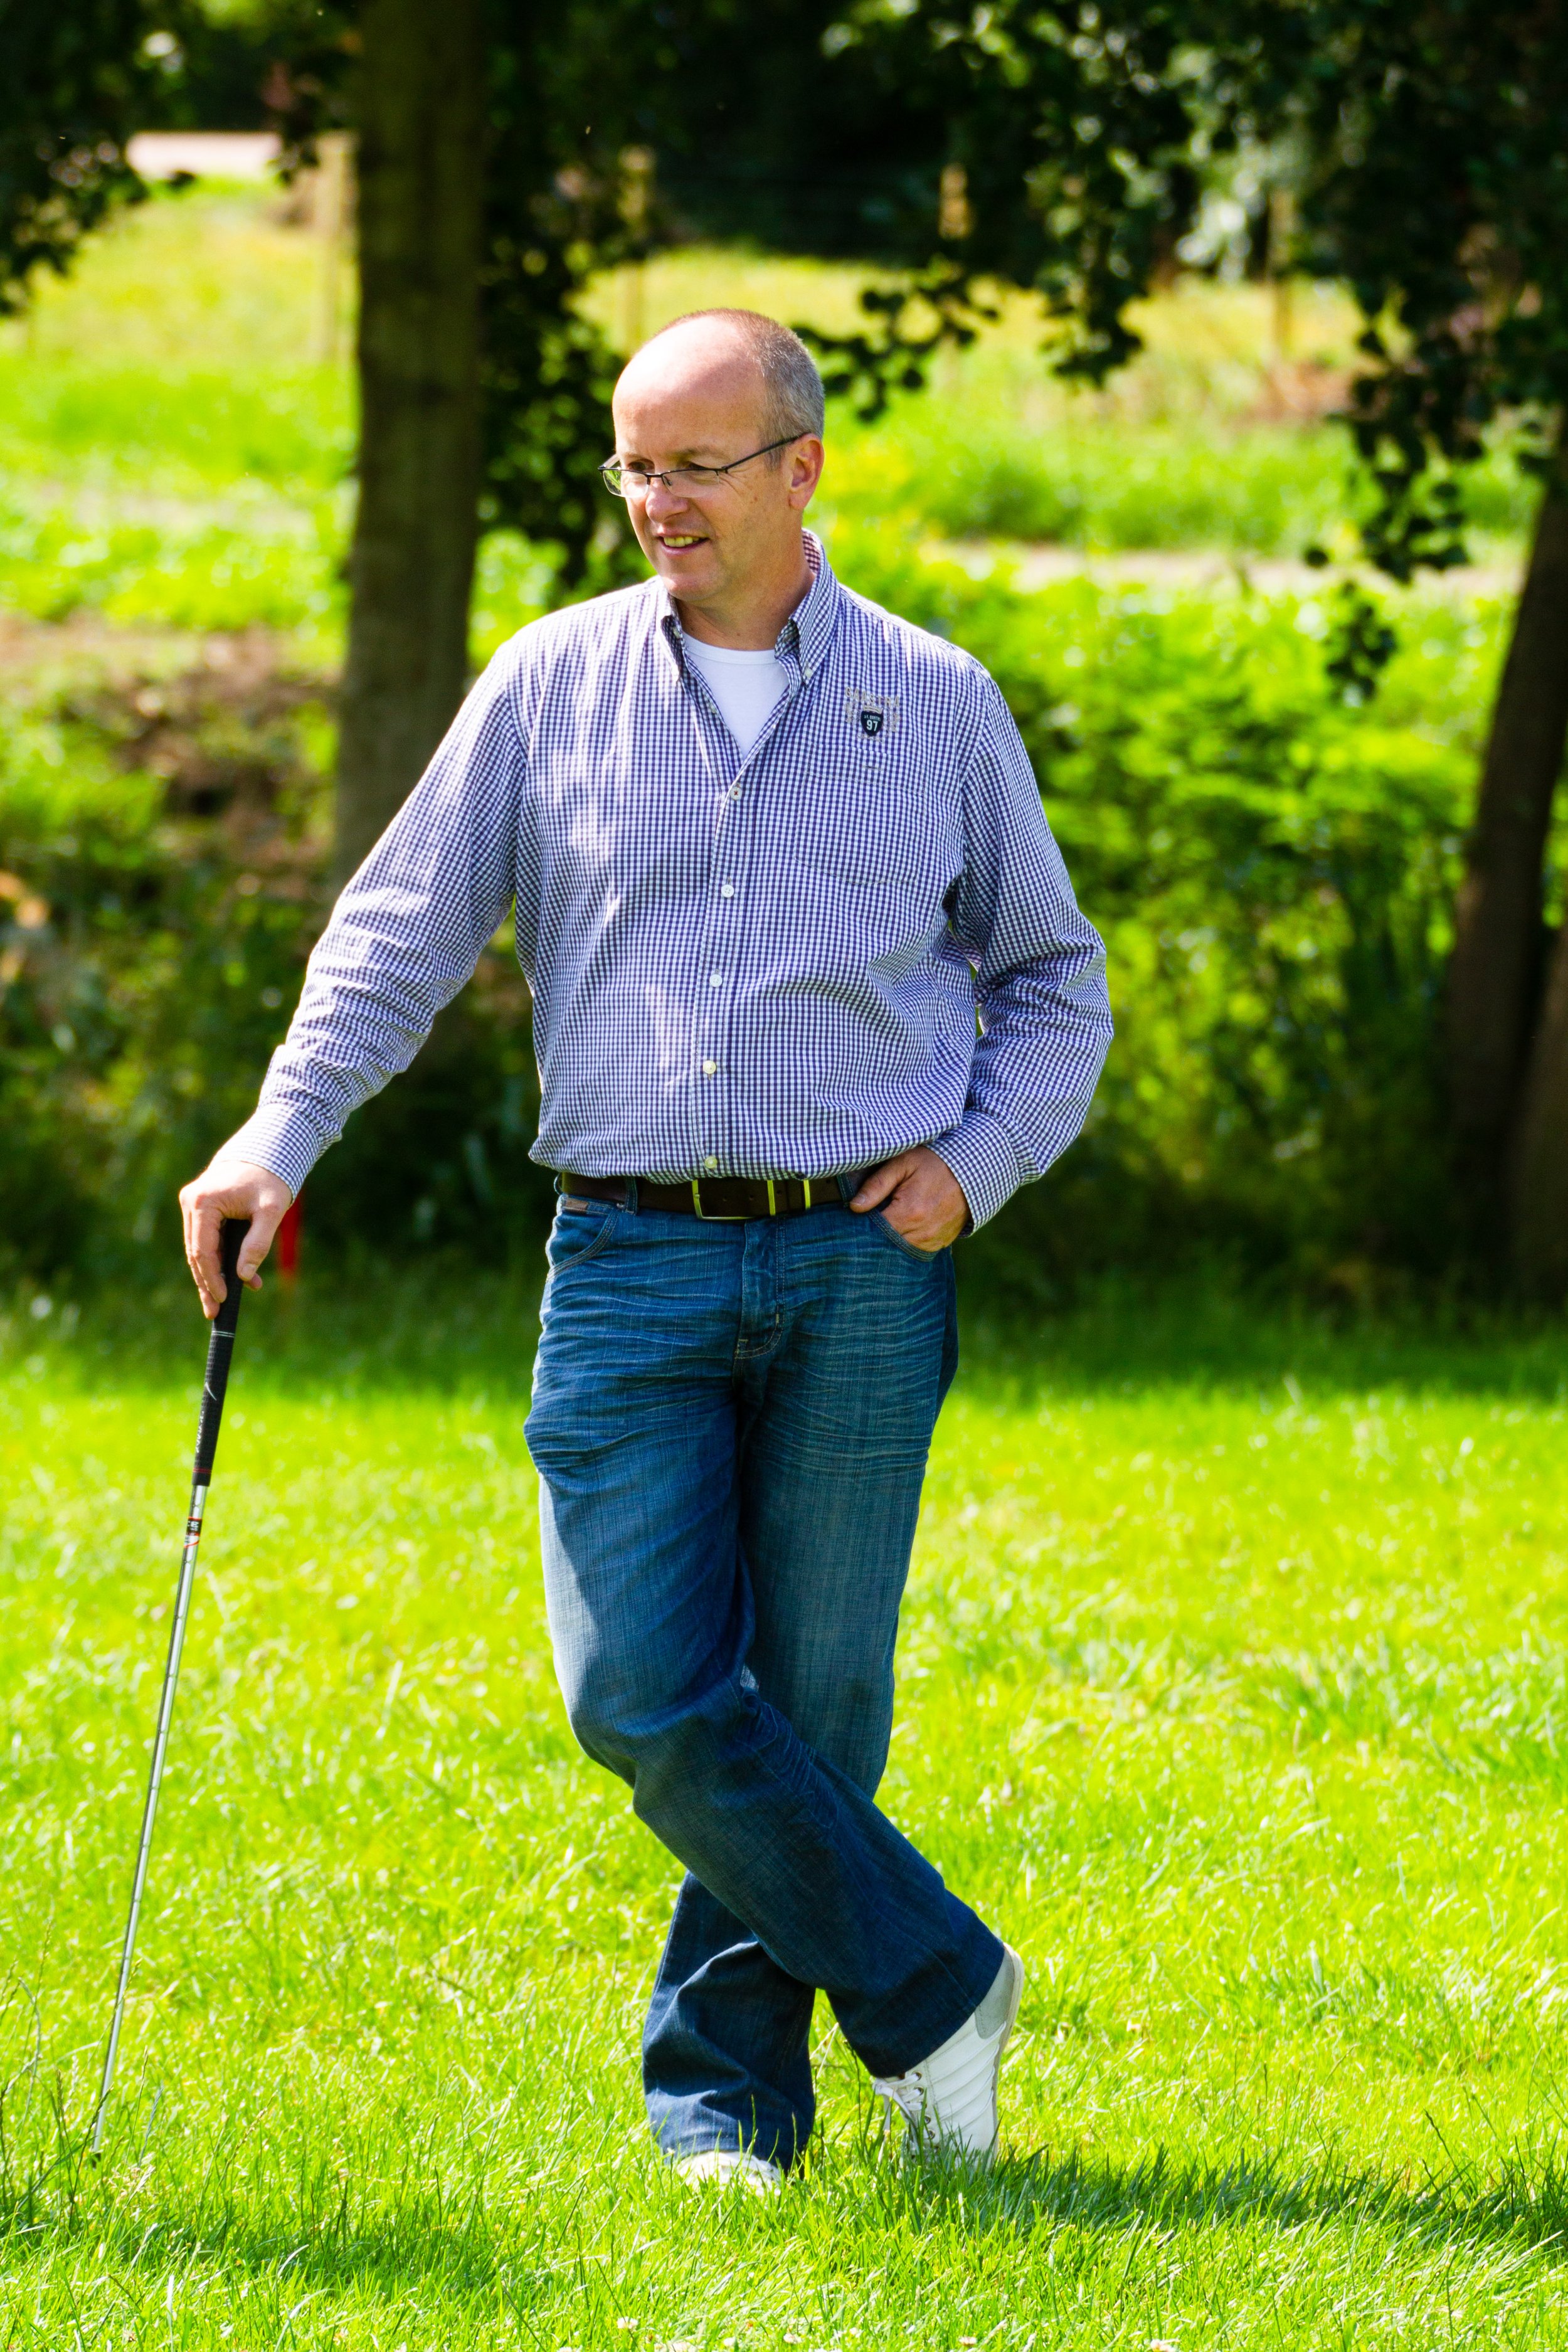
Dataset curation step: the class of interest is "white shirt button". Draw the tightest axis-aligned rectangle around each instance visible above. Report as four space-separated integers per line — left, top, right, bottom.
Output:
709 972 723 987
728 785 741 801
704 1155 719 1171
702 1059 718 1075
720 882 735 898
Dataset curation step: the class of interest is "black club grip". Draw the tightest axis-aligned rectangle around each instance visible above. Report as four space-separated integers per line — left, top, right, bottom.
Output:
193 1219 249 1483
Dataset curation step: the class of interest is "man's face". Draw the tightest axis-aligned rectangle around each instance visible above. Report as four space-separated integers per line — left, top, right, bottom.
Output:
610 327 824 613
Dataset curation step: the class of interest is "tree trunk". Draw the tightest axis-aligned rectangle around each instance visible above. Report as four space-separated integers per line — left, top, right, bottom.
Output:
1446 426 1568 1259
1511 920 1568 1297
332 0 485 882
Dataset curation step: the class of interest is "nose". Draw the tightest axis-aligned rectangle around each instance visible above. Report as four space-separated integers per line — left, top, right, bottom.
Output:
644 476 694 525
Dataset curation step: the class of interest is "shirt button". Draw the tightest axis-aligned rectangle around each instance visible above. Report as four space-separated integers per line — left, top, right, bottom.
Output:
720 882 735 898
728 785 741 801
704 1155 719 1171
709 972 723 987
702 1059 718 1075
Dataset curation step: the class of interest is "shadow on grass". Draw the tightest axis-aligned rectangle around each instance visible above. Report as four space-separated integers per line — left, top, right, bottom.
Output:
867 2134 1568 2261
0 2114 563 2314
8 2124 1568 2309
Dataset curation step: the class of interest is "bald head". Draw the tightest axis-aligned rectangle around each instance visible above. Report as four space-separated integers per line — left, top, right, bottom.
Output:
617 310 825 448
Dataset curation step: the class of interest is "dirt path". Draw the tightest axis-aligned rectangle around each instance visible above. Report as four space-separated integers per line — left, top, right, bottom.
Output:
940 538 1523 599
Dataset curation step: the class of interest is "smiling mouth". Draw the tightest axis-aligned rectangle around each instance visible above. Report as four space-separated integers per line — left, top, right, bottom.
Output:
656 532 707 551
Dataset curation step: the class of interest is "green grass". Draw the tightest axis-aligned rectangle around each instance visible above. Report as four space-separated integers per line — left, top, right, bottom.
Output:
4 1279 1568 2346
828 395 1533 557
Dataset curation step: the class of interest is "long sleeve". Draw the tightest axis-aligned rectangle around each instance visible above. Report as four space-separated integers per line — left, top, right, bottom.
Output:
217 551 1108 1214
224 655 525 1195
928 669 1112 1229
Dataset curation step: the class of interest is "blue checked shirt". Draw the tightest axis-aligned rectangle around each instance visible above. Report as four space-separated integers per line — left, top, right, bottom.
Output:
228 534 1111 1229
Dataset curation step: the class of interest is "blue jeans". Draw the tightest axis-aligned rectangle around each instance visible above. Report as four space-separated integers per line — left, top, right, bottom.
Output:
524 1189 1004 2169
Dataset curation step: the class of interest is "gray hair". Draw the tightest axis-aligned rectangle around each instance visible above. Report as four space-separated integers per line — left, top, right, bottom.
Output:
649 308 826 447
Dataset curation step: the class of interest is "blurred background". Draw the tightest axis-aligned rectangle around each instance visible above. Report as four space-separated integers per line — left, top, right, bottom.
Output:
4 0 1564 1309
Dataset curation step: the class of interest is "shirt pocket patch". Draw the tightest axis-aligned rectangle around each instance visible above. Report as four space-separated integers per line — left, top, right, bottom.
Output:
844 687 902 742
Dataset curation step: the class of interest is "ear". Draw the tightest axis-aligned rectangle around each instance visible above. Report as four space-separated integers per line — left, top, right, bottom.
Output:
787 437 825 511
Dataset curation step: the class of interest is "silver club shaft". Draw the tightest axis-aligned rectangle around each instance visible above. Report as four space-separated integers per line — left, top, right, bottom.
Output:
90 1480 208 2157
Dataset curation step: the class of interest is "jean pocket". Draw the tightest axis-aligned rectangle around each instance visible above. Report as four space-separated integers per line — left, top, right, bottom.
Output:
870 1210 943 1265
546 1198 619 1269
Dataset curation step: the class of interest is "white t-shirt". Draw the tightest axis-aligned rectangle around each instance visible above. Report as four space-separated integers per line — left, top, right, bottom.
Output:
682 635 788 758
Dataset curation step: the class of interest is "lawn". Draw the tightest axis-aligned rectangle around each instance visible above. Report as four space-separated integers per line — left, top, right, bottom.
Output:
4 1281 1568 2348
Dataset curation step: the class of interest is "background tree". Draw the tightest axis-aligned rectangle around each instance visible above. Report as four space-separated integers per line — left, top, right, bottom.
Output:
334 0 675 871
1266 0 1568 1291
332 0 484 881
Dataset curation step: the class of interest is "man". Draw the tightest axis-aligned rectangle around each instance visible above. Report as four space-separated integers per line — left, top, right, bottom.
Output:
181 309 1111 2192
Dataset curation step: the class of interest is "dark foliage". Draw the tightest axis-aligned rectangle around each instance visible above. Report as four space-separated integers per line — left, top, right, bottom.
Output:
1285 0 1568 581
0 0 156 308
0 676 558 1279
11 1 1565 589
473 1 656 590
665 0 1210 410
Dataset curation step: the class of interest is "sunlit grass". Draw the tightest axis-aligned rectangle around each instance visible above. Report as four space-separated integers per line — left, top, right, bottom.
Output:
0 180 343 376
0 185 352 654
3 1282 1568 2344
583 247 1367 398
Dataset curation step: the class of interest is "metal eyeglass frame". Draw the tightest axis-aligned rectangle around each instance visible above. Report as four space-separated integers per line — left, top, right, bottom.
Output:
598 435 800 497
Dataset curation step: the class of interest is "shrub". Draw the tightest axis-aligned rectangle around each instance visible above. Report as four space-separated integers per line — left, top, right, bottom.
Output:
0 681 553 1281
0 549 1506 1293
831 525 1501 1289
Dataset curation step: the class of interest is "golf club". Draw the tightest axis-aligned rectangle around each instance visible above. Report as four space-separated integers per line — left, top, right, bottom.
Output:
90 1216 251 2158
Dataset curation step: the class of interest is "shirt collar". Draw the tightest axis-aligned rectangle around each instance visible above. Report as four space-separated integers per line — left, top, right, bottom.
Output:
654 529 841 681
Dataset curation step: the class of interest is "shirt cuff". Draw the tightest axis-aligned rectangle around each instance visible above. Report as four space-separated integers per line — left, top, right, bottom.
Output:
220 1103 324 1200
928 1112 1030 1232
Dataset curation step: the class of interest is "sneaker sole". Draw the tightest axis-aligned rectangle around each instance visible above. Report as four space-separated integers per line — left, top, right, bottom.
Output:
986 1942 1025 2163
671 2151 784 2196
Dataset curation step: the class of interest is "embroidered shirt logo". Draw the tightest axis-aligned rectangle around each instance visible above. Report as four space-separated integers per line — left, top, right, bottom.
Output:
845 688 900 740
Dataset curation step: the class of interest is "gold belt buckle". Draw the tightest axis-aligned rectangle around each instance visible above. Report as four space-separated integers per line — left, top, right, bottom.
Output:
689 1175 810 1219
690 1177 748 1221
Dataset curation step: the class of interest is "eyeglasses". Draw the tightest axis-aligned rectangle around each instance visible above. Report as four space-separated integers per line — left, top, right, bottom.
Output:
599 436 800 497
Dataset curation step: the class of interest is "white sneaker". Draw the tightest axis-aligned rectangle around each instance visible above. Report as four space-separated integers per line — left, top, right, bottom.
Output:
872 1944 1024 2164
672 2148 784 2196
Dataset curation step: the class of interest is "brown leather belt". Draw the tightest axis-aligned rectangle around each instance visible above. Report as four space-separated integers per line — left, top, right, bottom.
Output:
559 1171 868 1221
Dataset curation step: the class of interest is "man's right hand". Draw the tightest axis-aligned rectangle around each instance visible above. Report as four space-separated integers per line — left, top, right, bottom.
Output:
179 1158 294 1320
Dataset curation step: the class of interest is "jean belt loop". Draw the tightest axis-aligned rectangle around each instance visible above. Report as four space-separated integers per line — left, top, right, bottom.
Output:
625 1175 639 1214
835 1171 855 1204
